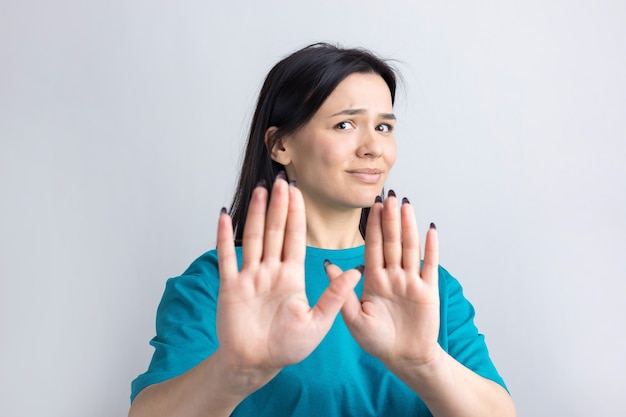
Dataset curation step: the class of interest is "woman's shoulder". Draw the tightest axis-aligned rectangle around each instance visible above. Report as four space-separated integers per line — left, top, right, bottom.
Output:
436 264 464 297
438 265 461 292
179 248 220 276
176 246 245 277
161 248 224 296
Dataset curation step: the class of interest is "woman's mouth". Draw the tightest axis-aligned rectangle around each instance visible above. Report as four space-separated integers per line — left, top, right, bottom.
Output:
346 168 383 184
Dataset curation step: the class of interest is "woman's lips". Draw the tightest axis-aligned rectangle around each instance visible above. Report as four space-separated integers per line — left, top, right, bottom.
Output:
346 169 383 184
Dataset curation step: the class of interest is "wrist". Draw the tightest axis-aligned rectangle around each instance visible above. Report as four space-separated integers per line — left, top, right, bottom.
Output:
385 345 448 385
209 347 280 398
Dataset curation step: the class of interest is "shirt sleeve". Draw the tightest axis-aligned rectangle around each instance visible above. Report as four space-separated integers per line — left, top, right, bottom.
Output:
438 265 508 391
130 251 221 402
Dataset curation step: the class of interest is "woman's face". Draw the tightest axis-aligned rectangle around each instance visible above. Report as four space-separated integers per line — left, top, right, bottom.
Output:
274 72 397 213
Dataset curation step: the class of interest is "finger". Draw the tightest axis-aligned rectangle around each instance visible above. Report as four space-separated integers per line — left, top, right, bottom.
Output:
325 263 364 325
364 197 384 269
262 172 290 261
217 208 239 284
382 190 402 267
400 198 420 273
317 262 362 325
421 223 439 285
282 181 306 265
241 184 268 269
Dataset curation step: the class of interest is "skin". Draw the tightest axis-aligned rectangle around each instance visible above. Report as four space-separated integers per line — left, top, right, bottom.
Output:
129 73 516 417
268 73 397 248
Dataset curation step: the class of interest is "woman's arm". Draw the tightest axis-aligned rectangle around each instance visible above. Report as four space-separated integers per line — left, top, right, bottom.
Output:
129 175 362 417
326 192 516 417
387 346 515 417
129 347 272 417
128 349 264 417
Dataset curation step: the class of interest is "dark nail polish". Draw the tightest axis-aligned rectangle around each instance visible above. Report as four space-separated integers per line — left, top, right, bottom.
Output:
375 195 383 204
220 207 227 215
402 197 410 205
355 265 365 274
387 189 396 198
430 222 437 230
276 171 287 181
256 179 267 188
324 259 331 267
289 179 297 187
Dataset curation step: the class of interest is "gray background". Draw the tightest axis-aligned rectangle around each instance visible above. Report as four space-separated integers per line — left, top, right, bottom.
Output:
1 1 624 416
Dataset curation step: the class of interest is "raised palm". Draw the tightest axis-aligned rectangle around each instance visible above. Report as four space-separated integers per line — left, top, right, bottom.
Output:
326 193 441 369
216 176 362 376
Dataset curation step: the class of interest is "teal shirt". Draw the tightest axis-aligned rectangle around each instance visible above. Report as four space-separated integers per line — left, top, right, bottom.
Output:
131 246 506 416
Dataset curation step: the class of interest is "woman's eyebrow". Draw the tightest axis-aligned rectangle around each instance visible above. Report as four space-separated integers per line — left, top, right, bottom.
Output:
331 108 396 120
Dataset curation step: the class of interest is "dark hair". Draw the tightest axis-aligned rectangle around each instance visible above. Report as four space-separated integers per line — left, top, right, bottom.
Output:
229 43 397 244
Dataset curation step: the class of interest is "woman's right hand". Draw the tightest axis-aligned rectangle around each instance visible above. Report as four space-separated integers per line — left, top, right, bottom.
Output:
215 174 362 391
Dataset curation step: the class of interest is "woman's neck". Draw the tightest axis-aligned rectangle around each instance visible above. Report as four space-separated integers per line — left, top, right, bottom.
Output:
304 205 365 249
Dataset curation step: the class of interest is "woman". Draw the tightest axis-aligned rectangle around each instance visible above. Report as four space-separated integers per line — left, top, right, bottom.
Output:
129 43 516 417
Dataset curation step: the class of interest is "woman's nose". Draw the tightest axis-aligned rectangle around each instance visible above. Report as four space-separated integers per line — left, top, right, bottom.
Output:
356 129 383 158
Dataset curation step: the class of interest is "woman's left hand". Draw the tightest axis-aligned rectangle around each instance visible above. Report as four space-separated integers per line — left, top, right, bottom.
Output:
326 191 440 371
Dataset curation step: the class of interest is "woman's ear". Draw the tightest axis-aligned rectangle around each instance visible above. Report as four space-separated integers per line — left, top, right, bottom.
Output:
265 127 291 165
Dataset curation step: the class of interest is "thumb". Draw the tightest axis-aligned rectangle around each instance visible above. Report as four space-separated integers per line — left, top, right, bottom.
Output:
310 260 361 321
320 260 363 323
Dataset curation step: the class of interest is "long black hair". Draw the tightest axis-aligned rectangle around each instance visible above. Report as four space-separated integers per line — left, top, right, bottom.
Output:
229 43 397 244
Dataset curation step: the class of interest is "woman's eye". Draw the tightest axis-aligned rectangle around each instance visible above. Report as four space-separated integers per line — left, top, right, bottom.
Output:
335 121 353 130
376 123 393 133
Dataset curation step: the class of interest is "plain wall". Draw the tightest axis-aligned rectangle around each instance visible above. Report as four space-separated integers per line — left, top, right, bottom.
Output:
1 1 624 416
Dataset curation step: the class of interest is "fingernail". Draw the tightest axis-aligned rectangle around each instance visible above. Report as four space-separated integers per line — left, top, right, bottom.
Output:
355 265 365 274
430 222 437 230
402 197 410 205
387 189 396 198
256 179 267 188
220 207 228 215
323 259 332 268
289 179 297 187
276 171 287 181
375 195 383 204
